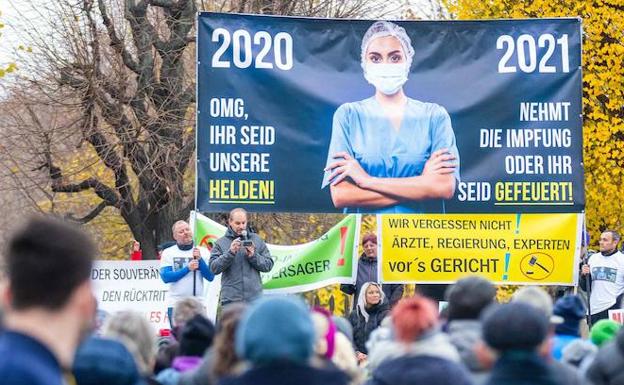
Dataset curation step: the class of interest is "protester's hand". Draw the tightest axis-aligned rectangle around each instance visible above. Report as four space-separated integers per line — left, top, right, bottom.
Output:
132 240 140 252
422 149 456 176
356 351 367 364
581 264 590 275
188 259 199 271
192 247 201 259
325 152 371 187
245 243 255 258
229 239 241 254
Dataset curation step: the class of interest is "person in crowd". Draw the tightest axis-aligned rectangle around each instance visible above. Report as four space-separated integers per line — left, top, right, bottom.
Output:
332 315 355 344
580 230 624 324
130 240 143 260
172 297 206 340
590 319 622 348
221 297 349 385
444 276 497 385
210 208 274 306
366 296 471 385
72 336 144 385
0 216 97 385
156 314 215 385
340 233 403 310
481 302 560 385
348 282 390 362
561 338 598 379
178 303 247 385
586 326 624 385
311 308 361 384
160 220 214 328
321 20 459 214
552 294 586 360
102 310 157 382
511 286 582 385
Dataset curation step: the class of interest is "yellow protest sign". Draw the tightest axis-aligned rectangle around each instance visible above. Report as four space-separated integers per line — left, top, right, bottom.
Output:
379 214 582 284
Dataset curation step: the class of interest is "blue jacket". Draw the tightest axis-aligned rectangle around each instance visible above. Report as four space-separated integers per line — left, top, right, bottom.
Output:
0 331 63 385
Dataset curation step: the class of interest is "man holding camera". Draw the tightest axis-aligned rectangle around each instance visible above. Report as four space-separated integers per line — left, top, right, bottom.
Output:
160 220 214 327
210 208 274 306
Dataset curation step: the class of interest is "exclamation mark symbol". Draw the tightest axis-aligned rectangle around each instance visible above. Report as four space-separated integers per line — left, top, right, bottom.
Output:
269 181 274 200
502 252 511 281
515 213 521 234
337 226 347 266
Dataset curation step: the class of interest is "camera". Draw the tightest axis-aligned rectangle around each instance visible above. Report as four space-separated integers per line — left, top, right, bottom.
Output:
242 240 253 247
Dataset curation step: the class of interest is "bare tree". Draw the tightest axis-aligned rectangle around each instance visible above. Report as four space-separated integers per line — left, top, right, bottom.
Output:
1 0 411 259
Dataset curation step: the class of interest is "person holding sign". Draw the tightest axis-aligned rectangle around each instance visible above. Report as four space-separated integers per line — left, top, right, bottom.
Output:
322 21 460 213
210 208 274 306
160 220 214 328
580 230 624 325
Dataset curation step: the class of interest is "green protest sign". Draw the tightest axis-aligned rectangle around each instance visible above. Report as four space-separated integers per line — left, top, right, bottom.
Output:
192 212 360 293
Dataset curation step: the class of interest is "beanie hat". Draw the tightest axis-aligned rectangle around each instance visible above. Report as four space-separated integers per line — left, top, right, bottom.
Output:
445 276 496 321
362 233 377 245
73 337 143 385
391 295 438 342
236 296 315 365
311 307 336 359
482 302 548 351
590 319 622 347
332 315 354 343
553 295 586 336
179 314 215 357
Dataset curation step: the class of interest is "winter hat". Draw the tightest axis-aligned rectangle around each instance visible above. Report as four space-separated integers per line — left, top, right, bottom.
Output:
445 276 496 321
311 307 336 359
332 315 354 343
73 337 143 385
482 302 549 351
391 295 438 342
362 233 377 245
590 319 622 347
178 314 216 357
512 286 564 324
553 295 586 336
236 296 315 365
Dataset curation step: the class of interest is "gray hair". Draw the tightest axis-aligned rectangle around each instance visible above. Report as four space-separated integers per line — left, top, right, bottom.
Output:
228 207 248 221
171 220 189 234
173 297 206 327
604 229 621 242
102 310 156 375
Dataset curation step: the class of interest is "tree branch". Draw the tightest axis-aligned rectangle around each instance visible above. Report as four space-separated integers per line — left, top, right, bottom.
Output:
65 201 109 223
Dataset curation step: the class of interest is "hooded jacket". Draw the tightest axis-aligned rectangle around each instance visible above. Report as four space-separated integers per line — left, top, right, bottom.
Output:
209 227 273 304
586 328 624 385
348 299 389 354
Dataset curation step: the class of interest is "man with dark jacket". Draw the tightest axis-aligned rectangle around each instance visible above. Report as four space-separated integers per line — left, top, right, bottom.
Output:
340 233 403 309
210 208 274 306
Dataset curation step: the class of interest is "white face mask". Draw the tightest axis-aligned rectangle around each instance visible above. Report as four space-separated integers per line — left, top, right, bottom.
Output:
364 63 409 96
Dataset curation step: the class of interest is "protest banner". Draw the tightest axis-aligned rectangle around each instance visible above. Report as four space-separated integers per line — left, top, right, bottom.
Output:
193 211 360 293
196 13 583 214
609 309 624 325
379 213 582 285
91 260 170 330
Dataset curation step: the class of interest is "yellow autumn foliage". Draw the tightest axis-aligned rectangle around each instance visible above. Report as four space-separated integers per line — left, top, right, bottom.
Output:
444 0 624 247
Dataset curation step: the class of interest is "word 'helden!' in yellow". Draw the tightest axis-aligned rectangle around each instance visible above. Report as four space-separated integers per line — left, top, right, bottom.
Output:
380 213 581 285
209 179 274 204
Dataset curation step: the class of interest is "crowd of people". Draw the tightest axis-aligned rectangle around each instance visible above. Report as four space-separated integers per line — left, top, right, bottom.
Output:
2 215 624 385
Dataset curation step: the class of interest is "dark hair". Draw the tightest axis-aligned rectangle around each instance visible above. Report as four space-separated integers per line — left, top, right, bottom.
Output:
445 276 497 321
212 303 247 379
5 216 96 310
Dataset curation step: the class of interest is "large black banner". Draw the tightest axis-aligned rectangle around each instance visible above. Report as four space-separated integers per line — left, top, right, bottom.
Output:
197 14 583 213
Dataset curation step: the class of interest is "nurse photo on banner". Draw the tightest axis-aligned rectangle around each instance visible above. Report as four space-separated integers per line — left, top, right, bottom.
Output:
322 21 461 214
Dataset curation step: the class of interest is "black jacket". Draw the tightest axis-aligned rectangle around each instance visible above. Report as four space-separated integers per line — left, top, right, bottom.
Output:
219 361 349 385
348 300 389 354
366 354 473 385
586 328 624 385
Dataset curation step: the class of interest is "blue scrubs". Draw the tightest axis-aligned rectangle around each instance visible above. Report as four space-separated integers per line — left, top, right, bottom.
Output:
322 97 460 213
